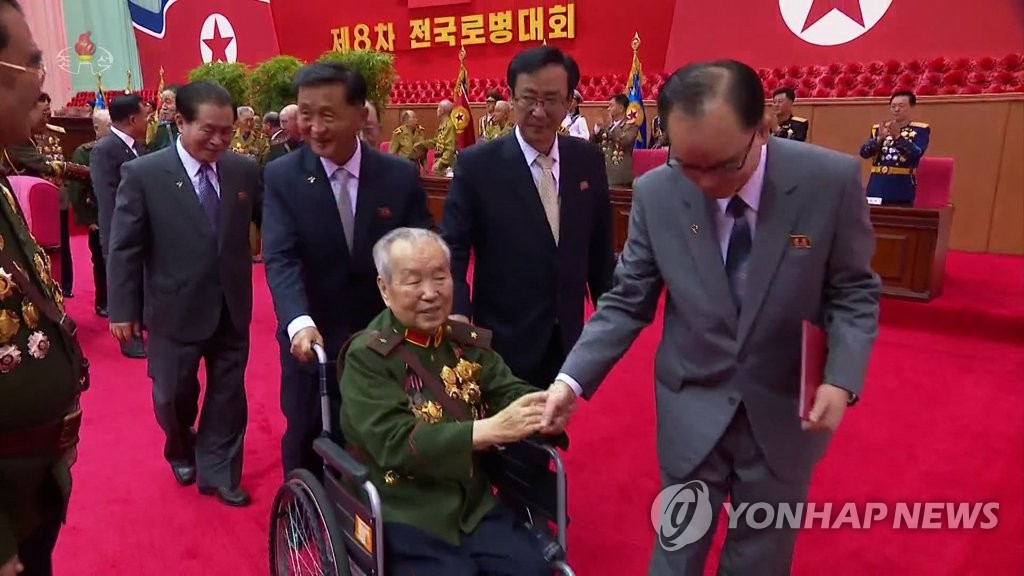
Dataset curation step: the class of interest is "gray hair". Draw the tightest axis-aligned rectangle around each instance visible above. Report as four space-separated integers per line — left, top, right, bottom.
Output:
373 228 451 283
92 108 110 124
279 104 298 120
237 105 255 118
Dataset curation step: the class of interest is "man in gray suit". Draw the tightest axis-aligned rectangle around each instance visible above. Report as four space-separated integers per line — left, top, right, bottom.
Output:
107 81 257 507
542 61 881 574
89 93 148 358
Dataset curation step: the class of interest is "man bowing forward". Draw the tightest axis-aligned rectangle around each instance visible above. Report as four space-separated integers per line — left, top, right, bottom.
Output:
107 81 257 506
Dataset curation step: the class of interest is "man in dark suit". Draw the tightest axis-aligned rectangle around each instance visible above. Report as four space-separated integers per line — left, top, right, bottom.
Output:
543 61 880 575
441 46 615 387
263 63 432 476
107 81 257 507
90 94 148 359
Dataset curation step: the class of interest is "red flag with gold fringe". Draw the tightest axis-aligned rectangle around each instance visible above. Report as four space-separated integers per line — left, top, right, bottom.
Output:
450 46 476 150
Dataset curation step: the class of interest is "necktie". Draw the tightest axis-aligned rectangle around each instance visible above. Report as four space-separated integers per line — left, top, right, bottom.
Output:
196 163 219 231
133 142 146 157
534 154 559 244
725 195 752 309
333 168 355 252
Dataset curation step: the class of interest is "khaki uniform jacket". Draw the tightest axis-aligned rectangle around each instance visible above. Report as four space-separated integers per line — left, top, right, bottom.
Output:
593 120 639 187
430 117 456 176
389 125 428 163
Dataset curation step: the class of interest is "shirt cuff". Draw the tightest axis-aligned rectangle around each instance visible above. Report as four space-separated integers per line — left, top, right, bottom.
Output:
555 373 583 397
286 315 316 342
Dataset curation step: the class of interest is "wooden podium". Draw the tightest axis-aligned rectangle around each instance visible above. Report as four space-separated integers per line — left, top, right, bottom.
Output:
421 177 953 302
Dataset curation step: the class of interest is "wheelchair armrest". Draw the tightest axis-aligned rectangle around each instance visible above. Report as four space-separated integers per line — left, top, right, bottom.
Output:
313 437 369 484
524 432 569 451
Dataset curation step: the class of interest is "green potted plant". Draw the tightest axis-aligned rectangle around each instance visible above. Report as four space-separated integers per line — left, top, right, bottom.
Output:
187 61 251 107
317 49 397 111
249 55 304 114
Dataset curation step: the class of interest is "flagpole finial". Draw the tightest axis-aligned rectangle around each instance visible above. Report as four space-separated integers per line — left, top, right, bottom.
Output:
459 45 466 63
631 33 641 52
542 38 547 46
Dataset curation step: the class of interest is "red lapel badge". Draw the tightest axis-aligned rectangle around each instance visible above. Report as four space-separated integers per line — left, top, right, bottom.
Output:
377 206 393 218
237 191 248 201
580 181 590 191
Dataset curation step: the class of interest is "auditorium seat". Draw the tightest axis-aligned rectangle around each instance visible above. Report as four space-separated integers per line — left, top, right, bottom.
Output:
914 157 955 208
425 148 435 175
379 141 389 153
632 148 668 179
7 176 63 283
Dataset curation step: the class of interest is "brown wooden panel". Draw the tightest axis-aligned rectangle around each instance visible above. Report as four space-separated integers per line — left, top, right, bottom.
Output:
988 101 1024 254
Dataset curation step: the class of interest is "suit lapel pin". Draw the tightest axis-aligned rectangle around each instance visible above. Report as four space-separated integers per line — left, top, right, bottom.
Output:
579 180 589 191
691 224 699 235
790 234 812 248
175 181 183 188
307 176 316 184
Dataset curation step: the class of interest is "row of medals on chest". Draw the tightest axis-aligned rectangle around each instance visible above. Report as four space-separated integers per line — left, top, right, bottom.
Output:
881 128 919 163
383 356 484 485
0 242 60 373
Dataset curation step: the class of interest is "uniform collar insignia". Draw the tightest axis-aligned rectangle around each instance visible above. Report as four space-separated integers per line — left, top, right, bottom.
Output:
404 326 443 348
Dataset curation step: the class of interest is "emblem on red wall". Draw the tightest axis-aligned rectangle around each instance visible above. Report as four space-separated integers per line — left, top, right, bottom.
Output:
779 0 893 46
201 14 238 63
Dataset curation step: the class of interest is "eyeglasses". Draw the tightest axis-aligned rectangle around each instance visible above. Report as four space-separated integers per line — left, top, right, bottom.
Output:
669 132 757 176
514 95 566 112
0 60 46 82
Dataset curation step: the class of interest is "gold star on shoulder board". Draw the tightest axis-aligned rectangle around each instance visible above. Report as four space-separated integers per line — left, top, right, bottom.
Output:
469 330 478 340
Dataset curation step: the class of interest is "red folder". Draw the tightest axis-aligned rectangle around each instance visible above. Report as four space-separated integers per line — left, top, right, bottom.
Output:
799 320 827 420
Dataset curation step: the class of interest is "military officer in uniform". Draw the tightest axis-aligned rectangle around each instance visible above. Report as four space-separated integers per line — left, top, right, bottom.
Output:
477 90 501 137
339 227 564 575
650 114 667 148
0 2 90 573
859 90 931 206
770 87 809 142
230 106 268 159
388 109 428 165
591 93 639 187
148 85 179 151
480 100 514 141
65 108 111 317
430 99 456 176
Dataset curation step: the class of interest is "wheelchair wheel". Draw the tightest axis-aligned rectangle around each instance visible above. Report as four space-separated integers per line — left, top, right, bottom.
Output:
269 469 350 576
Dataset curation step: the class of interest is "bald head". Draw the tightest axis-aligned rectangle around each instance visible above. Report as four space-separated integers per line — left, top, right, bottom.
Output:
493 100 511 123
280 104 300 139
92 108 111 138
437 99 453 118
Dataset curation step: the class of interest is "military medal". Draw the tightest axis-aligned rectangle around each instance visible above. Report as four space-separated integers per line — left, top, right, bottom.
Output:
0 310 20 344
27 330 48 359
0 267 16 299
21 300 38 328
411 399 443 424
0 344 21 373
33 253 51 285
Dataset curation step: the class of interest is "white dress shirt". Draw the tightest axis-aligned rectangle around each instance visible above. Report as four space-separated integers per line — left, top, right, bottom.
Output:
176 137 220 198
515 126 560 193
561 113 590 140
556 144 769 397
111 125 139 157
286 139 362 341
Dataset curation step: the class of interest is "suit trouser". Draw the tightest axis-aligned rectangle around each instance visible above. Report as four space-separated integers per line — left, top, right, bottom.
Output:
515 325 565 389
147 302 249 489
87 229 106 308
383 504 550 576
16 476 62 576
58 209 72 294
279 342 341 477
649 404 812 576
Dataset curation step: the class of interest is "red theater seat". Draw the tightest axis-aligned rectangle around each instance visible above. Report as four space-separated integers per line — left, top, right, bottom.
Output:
7 176 62 283
914 157 955 209
632 148 669 180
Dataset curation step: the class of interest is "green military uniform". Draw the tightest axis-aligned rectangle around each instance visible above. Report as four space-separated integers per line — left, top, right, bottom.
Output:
0 175 84 563
339 309 541 546
593 120 640 187
230 128 268 160
482 122 514 142
65 142 98 227
147 121 179 152
430 117 456 177
775 115 809 142
388 125 428 164
2 125 88 208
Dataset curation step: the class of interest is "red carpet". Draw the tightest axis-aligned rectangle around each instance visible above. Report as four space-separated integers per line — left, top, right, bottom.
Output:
51 239 1023 575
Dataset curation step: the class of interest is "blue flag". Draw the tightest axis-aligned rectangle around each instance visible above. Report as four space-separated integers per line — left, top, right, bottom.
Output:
94 76 106 109
625 44 648 149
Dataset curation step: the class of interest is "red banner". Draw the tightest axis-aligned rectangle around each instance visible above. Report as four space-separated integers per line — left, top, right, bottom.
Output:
131 0 280 88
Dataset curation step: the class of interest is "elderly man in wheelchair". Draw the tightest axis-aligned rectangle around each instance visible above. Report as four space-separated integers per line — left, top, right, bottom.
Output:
273 227 572 576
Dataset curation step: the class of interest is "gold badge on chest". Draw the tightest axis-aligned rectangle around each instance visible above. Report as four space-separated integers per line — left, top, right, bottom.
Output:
21 300 39 328
441 358 483 410
0 267 17 299
0 309 20 344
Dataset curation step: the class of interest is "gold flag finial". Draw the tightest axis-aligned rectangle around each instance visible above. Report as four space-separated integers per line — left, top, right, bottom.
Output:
125 68 133 92
542 38 548 46
459 45 466 63
631 32 641 52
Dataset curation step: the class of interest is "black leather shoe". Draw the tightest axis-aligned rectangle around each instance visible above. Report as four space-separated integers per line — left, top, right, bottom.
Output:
95 306 108 318
171 464 196 486
121 335 146 359
198 486 251 507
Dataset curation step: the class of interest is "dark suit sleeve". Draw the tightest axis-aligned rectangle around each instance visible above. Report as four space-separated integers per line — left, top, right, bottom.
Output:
89 140 120 257
262 162 312 331
822 160 881 397
401 160 433 229
792 121 809 142
106 160 147 323
440 154 476 318
586 146 615 302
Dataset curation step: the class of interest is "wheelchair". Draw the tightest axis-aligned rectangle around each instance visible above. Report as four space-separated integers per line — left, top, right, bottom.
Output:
268 344 575 576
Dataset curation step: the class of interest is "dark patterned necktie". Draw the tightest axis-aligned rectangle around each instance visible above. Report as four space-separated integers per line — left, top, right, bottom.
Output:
725 195 752 309
196 163 219 230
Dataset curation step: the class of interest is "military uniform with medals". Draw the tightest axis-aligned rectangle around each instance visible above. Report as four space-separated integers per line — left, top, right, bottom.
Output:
339 309 555 573
0 174 87 566
388 124 428 164
230 128 268 160
429 116 456 177
859 121 931 206
64 140 106 313
481 121 514 142
592 120 639 187
774 115 809 142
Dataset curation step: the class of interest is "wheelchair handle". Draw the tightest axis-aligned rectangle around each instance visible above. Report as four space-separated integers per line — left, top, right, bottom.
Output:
312 342 328 365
